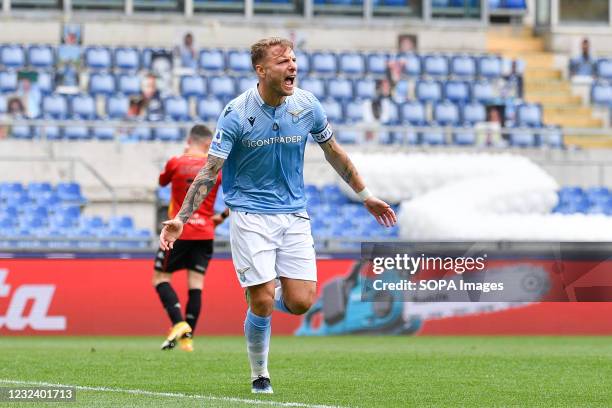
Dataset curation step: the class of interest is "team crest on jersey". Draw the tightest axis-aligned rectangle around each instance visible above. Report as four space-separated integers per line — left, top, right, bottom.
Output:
289 109 304 123
236 267 250 283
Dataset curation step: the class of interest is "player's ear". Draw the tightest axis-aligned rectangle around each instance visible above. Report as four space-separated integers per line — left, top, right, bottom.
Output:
255 63 266 78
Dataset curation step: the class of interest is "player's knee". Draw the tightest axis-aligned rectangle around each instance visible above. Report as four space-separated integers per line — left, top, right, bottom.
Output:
152 273 170 287
285 291 315 315
249 292 274 317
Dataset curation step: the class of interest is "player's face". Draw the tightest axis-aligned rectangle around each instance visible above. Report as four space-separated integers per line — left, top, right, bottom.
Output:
261 45 297 96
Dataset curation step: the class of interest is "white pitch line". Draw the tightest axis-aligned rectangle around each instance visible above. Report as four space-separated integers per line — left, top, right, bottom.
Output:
0 379 350 408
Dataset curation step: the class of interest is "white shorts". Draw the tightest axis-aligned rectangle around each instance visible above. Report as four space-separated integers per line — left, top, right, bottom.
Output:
229 211 317 287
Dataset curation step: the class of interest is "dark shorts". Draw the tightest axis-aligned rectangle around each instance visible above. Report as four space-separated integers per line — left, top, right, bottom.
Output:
154 239 214 274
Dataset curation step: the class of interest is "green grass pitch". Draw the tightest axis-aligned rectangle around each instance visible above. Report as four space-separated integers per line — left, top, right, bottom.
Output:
1 336 611 407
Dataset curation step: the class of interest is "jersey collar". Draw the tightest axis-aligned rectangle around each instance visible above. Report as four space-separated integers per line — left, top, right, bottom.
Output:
253 84 289 109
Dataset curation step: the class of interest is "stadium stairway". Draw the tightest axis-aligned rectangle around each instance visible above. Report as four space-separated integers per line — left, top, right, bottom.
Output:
487 27 612 148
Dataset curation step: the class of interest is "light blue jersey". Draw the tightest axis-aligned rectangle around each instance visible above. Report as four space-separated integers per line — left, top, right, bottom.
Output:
209 86 333 214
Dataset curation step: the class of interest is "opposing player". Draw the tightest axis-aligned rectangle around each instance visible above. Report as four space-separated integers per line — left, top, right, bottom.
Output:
153 124 228 352
159 38 396 391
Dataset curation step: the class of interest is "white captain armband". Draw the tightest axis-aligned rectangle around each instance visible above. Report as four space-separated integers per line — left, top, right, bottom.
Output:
311 123 333 144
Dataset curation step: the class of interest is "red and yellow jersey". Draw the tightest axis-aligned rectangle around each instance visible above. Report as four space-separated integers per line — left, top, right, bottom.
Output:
159 154 221 240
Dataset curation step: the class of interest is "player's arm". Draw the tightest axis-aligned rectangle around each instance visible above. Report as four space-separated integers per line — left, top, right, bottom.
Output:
318 137 396 227
158 158 175 186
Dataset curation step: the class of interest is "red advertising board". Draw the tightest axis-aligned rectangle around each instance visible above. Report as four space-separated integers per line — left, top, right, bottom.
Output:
2 257 612 335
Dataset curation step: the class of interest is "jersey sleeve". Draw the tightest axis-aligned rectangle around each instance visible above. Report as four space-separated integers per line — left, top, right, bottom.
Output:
158 157 176 186
310 96 334 144
209 105 240 160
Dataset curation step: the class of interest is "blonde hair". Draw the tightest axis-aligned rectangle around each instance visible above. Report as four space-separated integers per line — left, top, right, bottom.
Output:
250 37 294 70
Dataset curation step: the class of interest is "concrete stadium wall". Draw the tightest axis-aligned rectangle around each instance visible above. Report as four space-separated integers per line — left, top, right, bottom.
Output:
546 28 612 56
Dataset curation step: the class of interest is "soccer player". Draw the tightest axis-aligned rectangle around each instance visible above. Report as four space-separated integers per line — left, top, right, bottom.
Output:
159 38 396 392
153 124 228 352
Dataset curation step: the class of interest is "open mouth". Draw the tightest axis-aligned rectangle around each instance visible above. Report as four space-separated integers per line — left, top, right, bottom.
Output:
284 76 296 88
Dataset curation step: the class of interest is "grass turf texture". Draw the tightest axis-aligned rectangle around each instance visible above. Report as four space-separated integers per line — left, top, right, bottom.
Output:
0 336 611 407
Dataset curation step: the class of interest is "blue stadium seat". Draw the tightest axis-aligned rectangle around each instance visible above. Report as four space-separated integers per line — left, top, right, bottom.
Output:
237 76 257 93
0 182 24 198
197 96 224 121
320 98 343 123
199 49 226 72
65 126 91 141
327 78 353 100
453 128 476 146
154 127 183 142
28 45 55 69
36 71 54 95
71 94 96 120
478 56 502 79
339 52 365 76
0 71 18 93
336 130 359 145
471 80 495 103
450 55 476 78
354 78 376 99
56 182 86 204
400 53 421 77
422 128 445 145
85 46 112 70
505 0 526 8
510 128 537 147
93 127 116 141
106 94 129 119
180 75 206 98
366 53 388 76
488 0 501 8
1 45 26 69
311 52 337 75
89 72 116 96
461 101 486 124
55 205 81 220
109 216 134 230
344 99 364 123
516 103 542 127
400 101 426 125
433 101 460 126
227 50 252 73
444 80 470 103
209 76 236 99
295 50 310 74
164 96 190 121
541 125 563 148
596 59 612 80
114 47 140 71
415 80 442 102
40 126 61 140
80 215 105 229
42 94 68 119
299 76 325 100
423 55 449 77
129 127 153 142
117 74 142 96
385 101 401 124
591 81 612 106
0 94 6 113
35 192 62 208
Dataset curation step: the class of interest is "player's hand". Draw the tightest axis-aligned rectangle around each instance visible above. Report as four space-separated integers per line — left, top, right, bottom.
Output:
211 214 224 227
159 218 184 251
364 197 397 228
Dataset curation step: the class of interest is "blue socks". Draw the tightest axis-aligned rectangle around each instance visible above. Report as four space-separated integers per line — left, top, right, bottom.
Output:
244 309 271 380
274 286 292 314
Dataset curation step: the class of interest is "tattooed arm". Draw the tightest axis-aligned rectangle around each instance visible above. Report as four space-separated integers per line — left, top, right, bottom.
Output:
159 155 225 250
318 136 397 227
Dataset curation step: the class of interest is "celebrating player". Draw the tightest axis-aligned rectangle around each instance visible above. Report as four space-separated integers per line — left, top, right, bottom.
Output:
159 37 396 392
153 124 228 352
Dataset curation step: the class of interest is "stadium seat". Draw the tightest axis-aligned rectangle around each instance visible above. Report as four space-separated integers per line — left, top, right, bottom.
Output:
444 80 470 103
28 45 55 69
237 76 257 93
199 49 225 72
65 126 91 141
311 52 337 75
89 72 116 96
71 94 97 120
42 94 68 119
453 128 476 145
1 45 26 69
85 46 112 70
433 101 460 126
478 56 502 79
299 76 325 100
366 53 388 76
294 50 310 74
40 126 60 140
415 80 442 102
56 182 86 204
36 72 54 95
505 0 526 8
0 182 24 198
400 101 426 125
114 47 140 71
117 74 142 96
384 101 401 124
227 50 252 73
591 81 612 106
327 78 353 100
164 96 190 121
93 127 116 141
0 71 18 93
339 52 365 76
450 55 476 78
109 216 134 230
471 80 495 103
541 125 564 148
422 128 445 145
320 98 343 123
197 96 224 121
399 53 421 77
344 99 364 122
510 127 537 147
154 127 184 142
516 103 542 127
461 101 486 124
106 94 129 119
0 94 6 113
209 76 236 99
354 78 376 99
130 127 153 141
423 55 449 77
596 59 612 80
